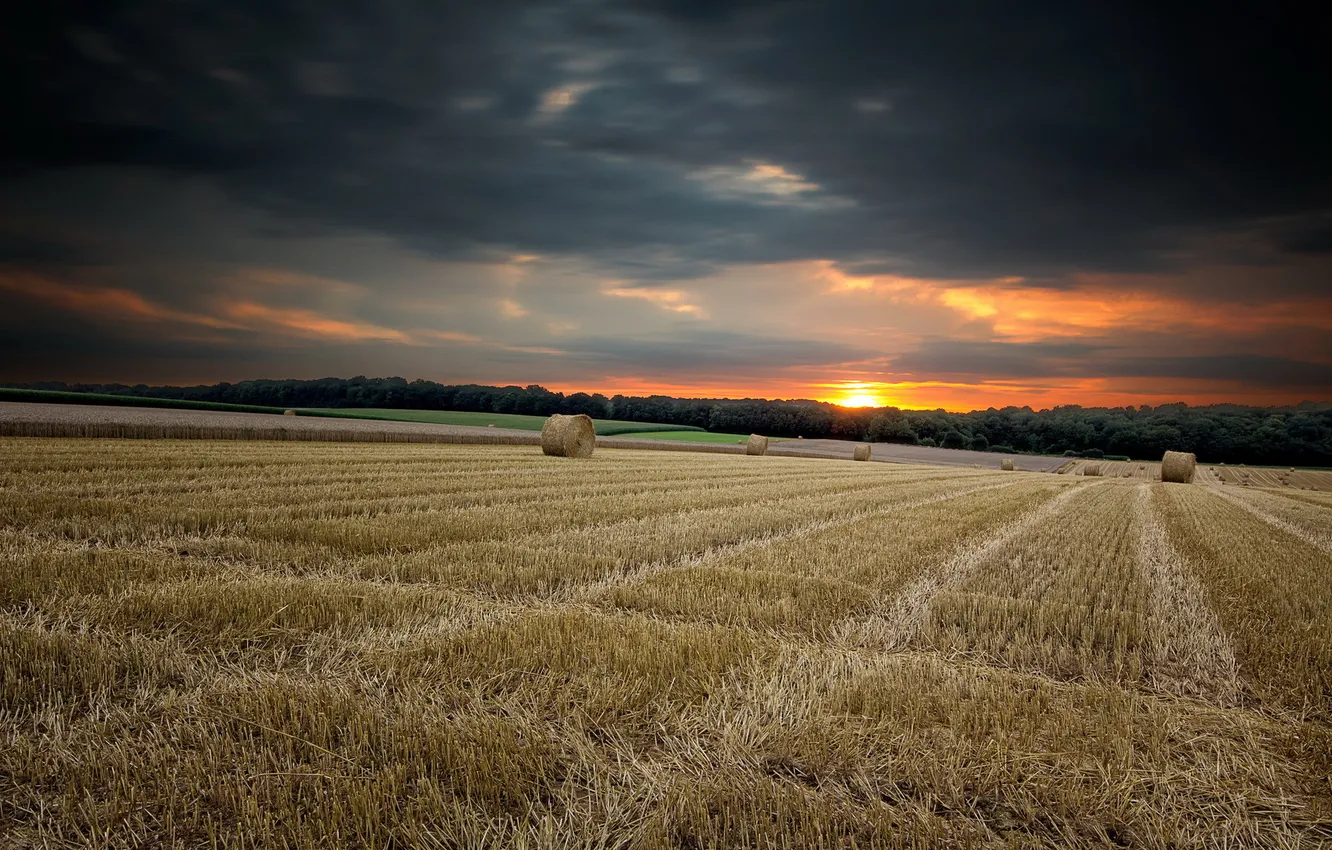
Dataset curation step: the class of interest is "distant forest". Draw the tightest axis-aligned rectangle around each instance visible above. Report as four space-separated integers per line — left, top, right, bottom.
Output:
9 377 1332 466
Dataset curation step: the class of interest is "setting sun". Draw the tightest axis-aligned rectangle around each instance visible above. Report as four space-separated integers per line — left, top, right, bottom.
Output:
838 393 883 408
817 381 893 409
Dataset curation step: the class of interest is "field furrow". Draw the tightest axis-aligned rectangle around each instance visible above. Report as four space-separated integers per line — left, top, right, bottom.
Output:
1134 485 1240 700
601 478 1072 635
2 469 979 554
903 481 1152 681
1153 484 1332 720
1263 487 1332 509
1207 484 1332 554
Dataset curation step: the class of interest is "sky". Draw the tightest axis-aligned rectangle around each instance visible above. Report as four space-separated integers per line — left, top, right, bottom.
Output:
2 1 1330 411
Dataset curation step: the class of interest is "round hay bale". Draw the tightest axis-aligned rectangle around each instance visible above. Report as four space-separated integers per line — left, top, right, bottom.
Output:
746 434 769 456
283 409 296 416
1083 463 1101 477
488 423 495 428
541 414 595 458
1161 451 1196 484
853 444 871 462
1000 458 1015 471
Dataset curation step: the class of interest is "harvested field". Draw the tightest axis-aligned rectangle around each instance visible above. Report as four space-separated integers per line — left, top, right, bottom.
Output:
769 438 1067 471
0 402 749 456
0 402 1070 470
1059 459 1161 479
301 407 707 437
1059 458 1332 490
2 438 1330 848
1204 463 1332 491
0 401 540 443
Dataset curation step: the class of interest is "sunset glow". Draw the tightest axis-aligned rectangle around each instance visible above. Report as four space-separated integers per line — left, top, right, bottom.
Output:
2 3 1329 408
838 394 883 408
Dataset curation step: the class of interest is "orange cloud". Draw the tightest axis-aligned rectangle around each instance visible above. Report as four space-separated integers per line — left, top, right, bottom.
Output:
498 298 529 319
604 286 705 316
933 282 1332 341
687 160 844 208
0 272 242 329
533 83 597 121
807 259 1332 341
808 260 927 295
219 300 412 343
0 271 485 347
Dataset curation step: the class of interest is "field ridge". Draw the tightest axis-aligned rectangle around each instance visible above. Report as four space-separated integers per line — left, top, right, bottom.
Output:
835 480 1091 650
1137 484 1241 700
1207 485 1332 555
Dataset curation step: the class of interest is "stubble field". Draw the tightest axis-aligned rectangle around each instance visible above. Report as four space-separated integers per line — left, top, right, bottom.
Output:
1059 457 1332 490
2 439 1330 848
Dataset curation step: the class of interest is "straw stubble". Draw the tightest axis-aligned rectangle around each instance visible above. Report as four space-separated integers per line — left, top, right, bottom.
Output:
3 438 1329 849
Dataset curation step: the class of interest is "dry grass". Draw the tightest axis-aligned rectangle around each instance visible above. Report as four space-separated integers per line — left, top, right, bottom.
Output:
1058 459 1332 490
1153 484 1332 720
1205 464 1332 491
911 483 1149 680
2 438 1330 848
1060 459 1159 479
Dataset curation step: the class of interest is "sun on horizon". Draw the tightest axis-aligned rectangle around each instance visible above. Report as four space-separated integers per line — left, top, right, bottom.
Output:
836 393 879 408
816 381 894 409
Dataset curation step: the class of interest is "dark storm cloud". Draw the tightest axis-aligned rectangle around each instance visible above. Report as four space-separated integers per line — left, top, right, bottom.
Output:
1280 219 1332 255
891 341 1112 381
0 232 94 267
5 1 1330 287
893 340 1332 393
554 329 872 373
0 321 266 384
1111 354 1332 390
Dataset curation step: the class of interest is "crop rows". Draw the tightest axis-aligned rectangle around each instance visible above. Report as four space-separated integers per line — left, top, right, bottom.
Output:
1057 458 1161 479
2 438 1330 848
1205 464 1332 491
1056 458 1332 491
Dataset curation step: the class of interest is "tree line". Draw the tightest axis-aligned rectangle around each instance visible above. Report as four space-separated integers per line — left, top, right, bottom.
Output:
8 377 1331 466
